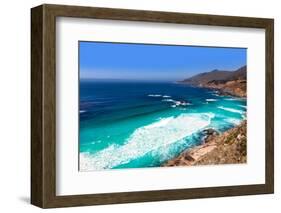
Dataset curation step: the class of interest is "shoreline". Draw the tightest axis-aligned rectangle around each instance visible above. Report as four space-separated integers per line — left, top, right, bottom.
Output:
162 85 247 167
206 79 246 98
178 81 246 98
163 120 247 167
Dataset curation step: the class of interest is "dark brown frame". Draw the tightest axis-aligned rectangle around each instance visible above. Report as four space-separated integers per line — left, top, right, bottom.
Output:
31 4 274 208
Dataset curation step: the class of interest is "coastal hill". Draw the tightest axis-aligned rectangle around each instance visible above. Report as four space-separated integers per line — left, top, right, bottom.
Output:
180 66 247 97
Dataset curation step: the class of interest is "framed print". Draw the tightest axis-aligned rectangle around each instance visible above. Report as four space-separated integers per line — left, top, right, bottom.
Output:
31 4 274 208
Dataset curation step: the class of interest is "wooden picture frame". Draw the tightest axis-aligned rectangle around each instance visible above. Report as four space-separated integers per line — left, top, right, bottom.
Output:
31 4 274 208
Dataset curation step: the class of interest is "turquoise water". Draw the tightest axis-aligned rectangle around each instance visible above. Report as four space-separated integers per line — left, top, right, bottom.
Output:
79 81 246 171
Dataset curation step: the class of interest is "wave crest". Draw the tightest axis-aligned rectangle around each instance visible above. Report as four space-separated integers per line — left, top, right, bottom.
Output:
218 106 244 114
80 113 213 171
206 99 217 102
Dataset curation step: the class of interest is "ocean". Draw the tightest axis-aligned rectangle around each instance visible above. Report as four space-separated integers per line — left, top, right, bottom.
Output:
79 80 246 171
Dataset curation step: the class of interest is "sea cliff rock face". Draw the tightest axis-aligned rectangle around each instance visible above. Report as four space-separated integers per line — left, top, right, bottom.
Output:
180 66 247 97
163 121 247 167
205 79 246 97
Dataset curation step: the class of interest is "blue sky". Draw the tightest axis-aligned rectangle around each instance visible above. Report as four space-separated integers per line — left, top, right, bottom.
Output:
79 41 246 81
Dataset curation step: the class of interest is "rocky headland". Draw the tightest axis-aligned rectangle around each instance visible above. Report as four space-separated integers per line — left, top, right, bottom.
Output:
179 66 247 97
163 66 247 167
164 121 247 167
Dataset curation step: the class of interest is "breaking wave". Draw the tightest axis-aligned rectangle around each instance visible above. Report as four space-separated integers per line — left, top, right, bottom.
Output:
218 106 244 114
148 94 162 97
206 99 217 102
80 113 214 171
225 118 242 125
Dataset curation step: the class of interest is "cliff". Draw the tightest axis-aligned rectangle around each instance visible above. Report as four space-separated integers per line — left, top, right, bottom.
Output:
164 121 247 167
180 66 247 97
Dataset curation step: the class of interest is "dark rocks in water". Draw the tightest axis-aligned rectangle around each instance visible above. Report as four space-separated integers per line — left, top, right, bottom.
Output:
203 128 220 143
203 128 219 136
163 121 247 167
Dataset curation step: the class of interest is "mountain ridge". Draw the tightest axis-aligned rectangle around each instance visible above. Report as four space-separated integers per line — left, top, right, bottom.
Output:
180 66 247 97
180 66 246 85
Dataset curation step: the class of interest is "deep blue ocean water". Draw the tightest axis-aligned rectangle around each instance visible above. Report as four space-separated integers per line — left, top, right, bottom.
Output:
79 81 246 171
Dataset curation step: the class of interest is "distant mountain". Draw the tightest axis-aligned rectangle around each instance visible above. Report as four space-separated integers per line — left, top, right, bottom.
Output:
180 66 247 97
180 66 246 85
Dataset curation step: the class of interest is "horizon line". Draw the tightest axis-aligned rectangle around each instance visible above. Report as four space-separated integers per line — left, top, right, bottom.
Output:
80 65 247 82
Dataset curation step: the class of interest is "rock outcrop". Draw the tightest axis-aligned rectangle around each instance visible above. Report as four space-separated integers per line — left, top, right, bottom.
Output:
180 66 247 97
164 121 247 167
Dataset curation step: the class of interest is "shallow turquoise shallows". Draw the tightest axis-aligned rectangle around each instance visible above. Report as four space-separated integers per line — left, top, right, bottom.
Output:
79 81 246 171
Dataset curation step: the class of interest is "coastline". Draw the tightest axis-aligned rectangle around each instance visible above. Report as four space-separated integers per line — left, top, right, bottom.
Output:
179 66 247 98
80 81 246 170
163 118 247 167
204 79 246 98
163 84 247 167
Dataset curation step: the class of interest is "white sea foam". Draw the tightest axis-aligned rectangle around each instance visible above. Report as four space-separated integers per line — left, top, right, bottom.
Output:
238 105 247 109
148 94 172 98
162 99 174 102
145 117 173 129
91 140 102 145
206 99 217 102
148 94 162 97
225 118 242 125
79 110 86 113
162 99 191 107
224 98 243 101
180 102 191 106
218 106 244 114
80 113 214 171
